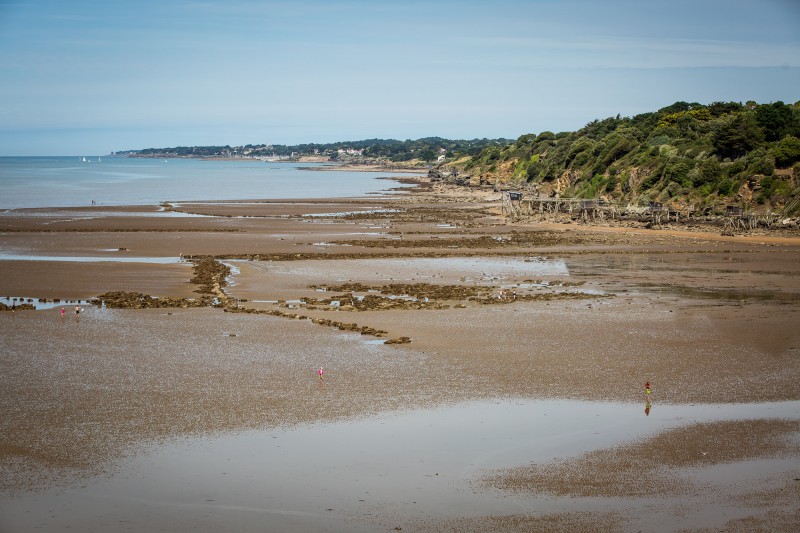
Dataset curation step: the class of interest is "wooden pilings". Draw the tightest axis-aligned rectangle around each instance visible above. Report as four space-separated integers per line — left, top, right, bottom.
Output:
499 192 777 232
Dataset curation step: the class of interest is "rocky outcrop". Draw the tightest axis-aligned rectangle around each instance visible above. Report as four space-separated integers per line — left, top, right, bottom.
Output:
92 292 208 309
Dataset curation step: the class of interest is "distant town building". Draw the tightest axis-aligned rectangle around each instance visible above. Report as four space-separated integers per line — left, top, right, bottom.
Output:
337 148 364 156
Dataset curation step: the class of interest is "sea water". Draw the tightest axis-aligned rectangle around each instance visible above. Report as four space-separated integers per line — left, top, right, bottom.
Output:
0 156 417 209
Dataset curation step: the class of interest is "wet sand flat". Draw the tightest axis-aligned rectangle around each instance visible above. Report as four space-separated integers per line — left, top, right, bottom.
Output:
2 177 800 531
0 260 196 300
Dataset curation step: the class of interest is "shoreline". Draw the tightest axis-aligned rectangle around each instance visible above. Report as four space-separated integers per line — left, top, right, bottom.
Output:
125 152 432 173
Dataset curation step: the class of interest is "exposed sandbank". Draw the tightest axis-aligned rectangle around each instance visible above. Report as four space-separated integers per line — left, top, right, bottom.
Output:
1 175 799 531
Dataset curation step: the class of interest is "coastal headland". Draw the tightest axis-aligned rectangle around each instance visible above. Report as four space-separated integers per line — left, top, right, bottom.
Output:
1 174 799 532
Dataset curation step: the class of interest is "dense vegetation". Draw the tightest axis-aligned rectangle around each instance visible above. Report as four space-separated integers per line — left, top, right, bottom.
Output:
457 101 800 214
120 137 511 163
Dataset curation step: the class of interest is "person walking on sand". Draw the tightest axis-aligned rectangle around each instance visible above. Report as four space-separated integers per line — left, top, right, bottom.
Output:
60 307 65 318
317 367 325 381
75 305 80 316
645 381 652 401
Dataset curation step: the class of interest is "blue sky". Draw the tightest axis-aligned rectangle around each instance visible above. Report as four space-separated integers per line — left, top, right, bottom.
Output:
1 0 799 155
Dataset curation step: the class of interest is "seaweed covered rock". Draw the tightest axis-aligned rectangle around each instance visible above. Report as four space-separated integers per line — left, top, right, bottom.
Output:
92 291 207 309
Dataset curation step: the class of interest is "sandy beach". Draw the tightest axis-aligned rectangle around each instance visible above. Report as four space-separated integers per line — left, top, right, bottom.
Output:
2 176 799 532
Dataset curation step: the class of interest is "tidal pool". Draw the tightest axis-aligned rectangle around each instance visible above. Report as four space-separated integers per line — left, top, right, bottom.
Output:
236 256 569 286
2 399 797 532
0 254 184 264
0 296 90 310
0 208 206 219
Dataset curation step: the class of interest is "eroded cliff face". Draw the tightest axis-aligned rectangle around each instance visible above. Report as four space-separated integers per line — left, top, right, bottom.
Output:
466 159 521 188
454 153 799 217
737 179 755 204
552 169 580 196
623 167 644 193
484 160 519 185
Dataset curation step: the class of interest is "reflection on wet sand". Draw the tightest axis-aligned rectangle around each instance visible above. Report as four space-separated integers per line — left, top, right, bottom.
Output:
2 181 800 531
2 399 797 532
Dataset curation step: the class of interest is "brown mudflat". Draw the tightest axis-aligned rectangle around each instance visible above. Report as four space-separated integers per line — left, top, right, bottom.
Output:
2 177 799 531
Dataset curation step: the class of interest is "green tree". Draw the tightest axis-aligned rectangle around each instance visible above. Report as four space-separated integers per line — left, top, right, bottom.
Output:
658 101 696 114
417 148 436 162
711 113 765 160
755 101 798 142
565 137 596 167
707 101 742 117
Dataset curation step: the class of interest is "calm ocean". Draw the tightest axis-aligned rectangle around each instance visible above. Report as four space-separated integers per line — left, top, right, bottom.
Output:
0 156 413 210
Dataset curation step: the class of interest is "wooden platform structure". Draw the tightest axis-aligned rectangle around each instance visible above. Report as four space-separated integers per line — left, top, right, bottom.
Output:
499 190 789 232
499 191 690 225
722 205 782 232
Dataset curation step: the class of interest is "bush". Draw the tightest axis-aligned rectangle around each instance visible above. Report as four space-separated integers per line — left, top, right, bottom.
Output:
600 138 637 167
694 157 721 186
771 135 800 167
758 176 791 203
745 148 775 176
648 134 671 146
664 160 693 186
565 137 595 164
725 160 746 177
572 152 590 167
640 172 660 190
526 158 543 181
697 183 714 197
718 177 738 196
659 145 678 157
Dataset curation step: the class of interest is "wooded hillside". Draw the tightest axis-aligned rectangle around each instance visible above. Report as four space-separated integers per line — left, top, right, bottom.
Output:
452 101 800 216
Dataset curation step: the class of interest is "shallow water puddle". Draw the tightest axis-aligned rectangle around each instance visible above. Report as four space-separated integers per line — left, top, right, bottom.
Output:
3 399 797 532
233 256 570 286
0 253 186 264
0 296 91 310
303 208 401 217
3 209 206 219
